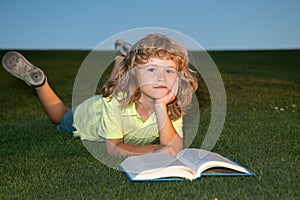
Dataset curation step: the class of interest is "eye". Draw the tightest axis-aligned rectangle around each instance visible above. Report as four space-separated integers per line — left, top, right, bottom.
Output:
166 68 175 74
147 67 156 72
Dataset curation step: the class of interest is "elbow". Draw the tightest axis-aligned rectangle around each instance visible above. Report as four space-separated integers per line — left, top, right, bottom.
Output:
174 141 183 155
105 139 124 157
160 135 183 155
106 146 118 157
106 143 123 157
170 135 183 155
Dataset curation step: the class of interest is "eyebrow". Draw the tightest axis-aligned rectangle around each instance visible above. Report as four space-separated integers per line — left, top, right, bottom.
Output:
144 63 177 69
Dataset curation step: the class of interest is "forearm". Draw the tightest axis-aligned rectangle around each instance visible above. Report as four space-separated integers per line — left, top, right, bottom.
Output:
154 104 183 153
106 139 162 157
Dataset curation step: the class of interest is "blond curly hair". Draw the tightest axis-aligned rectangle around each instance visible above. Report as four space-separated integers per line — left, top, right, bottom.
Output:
102 34 198 120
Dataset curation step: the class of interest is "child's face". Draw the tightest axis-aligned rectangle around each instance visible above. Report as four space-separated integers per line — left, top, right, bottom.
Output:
136 58 178 100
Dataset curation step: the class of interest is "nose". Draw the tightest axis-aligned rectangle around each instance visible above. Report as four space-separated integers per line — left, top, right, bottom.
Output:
157 70 166 82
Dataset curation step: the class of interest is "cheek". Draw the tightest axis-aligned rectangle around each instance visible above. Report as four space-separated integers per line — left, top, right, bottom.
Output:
137 76 153 88
167 75 177 87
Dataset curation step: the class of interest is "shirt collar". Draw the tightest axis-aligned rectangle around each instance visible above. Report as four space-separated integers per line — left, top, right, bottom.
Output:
122 103 138 116
122 103 156 124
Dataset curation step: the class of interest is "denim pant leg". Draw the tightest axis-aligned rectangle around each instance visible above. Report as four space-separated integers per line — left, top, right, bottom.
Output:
57 109 76 134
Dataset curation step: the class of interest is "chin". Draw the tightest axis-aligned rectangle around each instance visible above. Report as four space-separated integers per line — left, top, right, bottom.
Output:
153 94 168 99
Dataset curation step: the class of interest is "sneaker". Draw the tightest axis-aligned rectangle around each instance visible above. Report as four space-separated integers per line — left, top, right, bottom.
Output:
114 39 131 57
2 51 46 87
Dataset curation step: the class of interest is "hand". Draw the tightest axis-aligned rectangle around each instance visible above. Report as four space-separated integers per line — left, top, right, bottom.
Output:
153 145 177 157
154 77 179 106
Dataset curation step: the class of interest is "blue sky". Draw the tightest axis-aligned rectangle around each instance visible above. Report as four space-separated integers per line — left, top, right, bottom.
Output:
0 0 299 50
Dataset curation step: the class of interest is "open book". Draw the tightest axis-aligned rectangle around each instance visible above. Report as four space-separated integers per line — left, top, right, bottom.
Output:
119 148 255 181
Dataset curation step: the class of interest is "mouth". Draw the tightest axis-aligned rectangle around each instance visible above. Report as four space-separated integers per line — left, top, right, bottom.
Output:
153 85 168 89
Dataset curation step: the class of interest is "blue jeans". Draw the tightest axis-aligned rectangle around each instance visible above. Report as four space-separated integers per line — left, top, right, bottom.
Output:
57 109 76 133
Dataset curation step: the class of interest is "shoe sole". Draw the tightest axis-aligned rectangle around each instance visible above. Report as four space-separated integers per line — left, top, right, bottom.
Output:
115 39 131 57
2 51 46 87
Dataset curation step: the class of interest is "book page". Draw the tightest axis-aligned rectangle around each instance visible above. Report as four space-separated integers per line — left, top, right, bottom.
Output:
120 152 197 180
176 149 213 173
120 152 177 174
120 153 195 177
134 162 195 181
202 167 248 174
176 148 250 176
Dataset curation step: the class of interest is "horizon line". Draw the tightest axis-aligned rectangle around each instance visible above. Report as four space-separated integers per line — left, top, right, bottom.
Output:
1 48 300 52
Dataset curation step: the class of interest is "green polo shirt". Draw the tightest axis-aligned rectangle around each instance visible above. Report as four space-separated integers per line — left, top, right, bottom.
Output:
73 95 183 145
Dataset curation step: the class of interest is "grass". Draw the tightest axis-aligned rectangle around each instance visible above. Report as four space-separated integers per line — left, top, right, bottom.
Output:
0 50 299 199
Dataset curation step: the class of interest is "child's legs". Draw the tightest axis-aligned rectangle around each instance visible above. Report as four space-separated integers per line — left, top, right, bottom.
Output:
36 56 124 126
106 39 131 83
108 56 124 81
36 81 69 125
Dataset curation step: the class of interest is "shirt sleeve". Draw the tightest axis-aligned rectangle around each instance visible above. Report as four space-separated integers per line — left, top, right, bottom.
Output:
98 98 124 139
172 117 183 138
